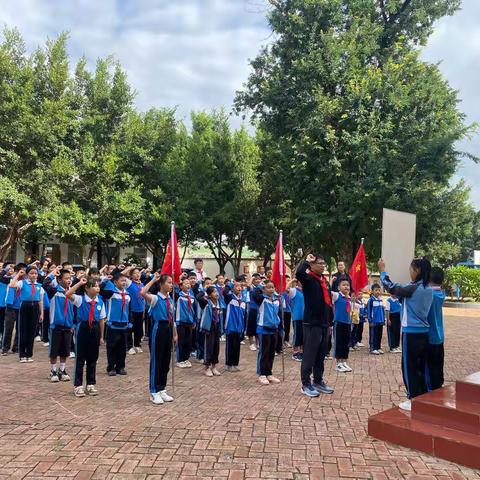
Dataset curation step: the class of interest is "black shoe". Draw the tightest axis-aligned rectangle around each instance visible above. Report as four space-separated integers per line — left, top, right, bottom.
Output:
116 369 127 375
107 370 116 376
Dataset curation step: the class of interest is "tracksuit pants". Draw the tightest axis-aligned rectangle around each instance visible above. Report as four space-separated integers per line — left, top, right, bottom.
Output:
402 332 429 399
257 333 276 376
426 342 444 391
149 321 172 393
301 325 328 386
225 332 241 367
283 312 291 343
2 308 18 353
74 322 101 387
106 328 127 373
19 302 40 359
350 322 364 347
0 306 5 337
333 322 350 359
127 311 144 349
387 312 401 350
177 323 193 362
204 322 221 366
369 324 383 351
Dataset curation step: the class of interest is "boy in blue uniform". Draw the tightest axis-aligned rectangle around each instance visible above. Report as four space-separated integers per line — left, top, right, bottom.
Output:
68 277 107 397
366 284 385 355
386 295 402 353
0 263 7 344
332 279 353 372
43 268 75 382
252 280 281 385
426 267 445 391
101 272 131 376
281 275 292 348
246 274 262 351
125 267 145 354
224 277 246 371
10 266 44 362
175 278 196 368
288 279 304 362
0 264 16 355
350 297 366 349
198 286 223 377
142 272 177 405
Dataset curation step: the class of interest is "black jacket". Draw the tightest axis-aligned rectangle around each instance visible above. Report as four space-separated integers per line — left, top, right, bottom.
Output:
296 261 333 327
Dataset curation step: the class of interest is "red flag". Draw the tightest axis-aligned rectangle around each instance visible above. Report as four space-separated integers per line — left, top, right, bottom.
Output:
161 222 182 284
271 231 287 293
349 242 368 295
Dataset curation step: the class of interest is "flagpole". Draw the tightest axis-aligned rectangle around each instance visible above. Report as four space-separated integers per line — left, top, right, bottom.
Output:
280 230 285 383
170 221 176 394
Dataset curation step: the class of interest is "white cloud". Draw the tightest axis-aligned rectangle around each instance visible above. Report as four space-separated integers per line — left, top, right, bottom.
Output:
1 0 478 206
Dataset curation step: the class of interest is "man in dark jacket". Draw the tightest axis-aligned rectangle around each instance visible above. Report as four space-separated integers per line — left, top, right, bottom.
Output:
296 253 334 397
331 261 353 292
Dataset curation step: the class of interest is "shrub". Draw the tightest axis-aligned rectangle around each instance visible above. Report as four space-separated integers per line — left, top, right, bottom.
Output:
444 266 480 302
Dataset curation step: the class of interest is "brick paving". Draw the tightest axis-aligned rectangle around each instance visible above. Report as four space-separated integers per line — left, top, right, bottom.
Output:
1 308 480 479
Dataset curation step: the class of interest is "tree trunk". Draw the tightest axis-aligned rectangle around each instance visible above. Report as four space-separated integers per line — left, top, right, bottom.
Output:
0 227 19 262
96 239 103 267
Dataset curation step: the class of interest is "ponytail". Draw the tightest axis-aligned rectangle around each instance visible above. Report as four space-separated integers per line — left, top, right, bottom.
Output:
411 257 431 287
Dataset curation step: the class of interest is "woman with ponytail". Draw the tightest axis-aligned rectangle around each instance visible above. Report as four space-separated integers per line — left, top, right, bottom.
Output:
378 258 433 411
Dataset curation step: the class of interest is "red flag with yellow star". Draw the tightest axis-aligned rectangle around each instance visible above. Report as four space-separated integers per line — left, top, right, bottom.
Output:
349 243 368 295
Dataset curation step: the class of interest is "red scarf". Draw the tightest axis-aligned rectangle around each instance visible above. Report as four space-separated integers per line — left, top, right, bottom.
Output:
307 271 332 307
187 294 191 312
63 296 69 319
30 282 36 300
121 290 126 311
88 300 97 329
166 296 172 326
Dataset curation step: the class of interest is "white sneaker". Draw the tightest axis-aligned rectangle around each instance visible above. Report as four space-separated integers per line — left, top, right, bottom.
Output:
356 342 364 347
86 385 98 396
240 340 246 345
220 335 226 342
128 348 136 355
212 368 222 376
50 371 59 383
74 386 86 398
205 367 214 377
249 344 257 351
342 362 352 372
378 349 384 354
176 361 187 368
135 347 143 353
184 360 192 368
399 400 411 411
20 357 27 363
336 363 347 372
267 375 280 384
70 352 75 358
258 375 270 385
27 358 34 363
395 348 402 353
43 342 49 347
35 336 41 342
370 350 380 355
150 392 164 405
159 390 174 402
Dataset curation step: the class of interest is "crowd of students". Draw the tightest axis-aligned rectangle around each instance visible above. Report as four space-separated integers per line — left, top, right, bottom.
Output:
0 255 445 410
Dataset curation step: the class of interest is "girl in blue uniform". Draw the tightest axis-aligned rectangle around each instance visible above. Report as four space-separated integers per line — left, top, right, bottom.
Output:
224 278 246 371
141 273 177 405
10 266 44 362
332 279 353 372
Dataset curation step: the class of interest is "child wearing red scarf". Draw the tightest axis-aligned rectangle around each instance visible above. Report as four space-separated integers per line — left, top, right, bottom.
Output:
68 277 106 397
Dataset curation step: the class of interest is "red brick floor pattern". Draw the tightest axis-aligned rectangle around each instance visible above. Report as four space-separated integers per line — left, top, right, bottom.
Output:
1 309 479 479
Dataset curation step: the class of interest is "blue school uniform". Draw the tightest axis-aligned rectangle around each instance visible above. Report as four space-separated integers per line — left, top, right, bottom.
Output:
74 295 106 324
48 285 75 329
105 288 131 329
148 293 174 324
127 280 145 313
387 297 402 315
366 296 385 324
290 288 304 321
17 280 43 303
256 294 280 334
175 291 196 325
224 294 246 334
200 300 224 333
427 287 445 345
333 293 351 324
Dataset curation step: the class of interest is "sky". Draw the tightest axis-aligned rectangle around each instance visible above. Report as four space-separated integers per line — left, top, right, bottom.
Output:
1 0 478 206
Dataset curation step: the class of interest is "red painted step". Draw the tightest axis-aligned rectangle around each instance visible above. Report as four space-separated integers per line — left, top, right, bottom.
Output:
456 372 480 403
411 385 480 435
368 406 480 469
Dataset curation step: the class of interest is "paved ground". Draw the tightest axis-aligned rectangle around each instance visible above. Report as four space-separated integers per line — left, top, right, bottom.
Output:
1 308 480 480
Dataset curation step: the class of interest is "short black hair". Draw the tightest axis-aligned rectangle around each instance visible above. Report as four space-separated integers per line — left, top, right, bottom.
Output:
88 267 100 275
309 253 325 263
371 283 381 290
194 258 203 264
206 286 216 296
252 273 260 278
234 275 244 282
59 269 71 279
62 261 72 267
430 267 444 286
15 263 27 272
187 271 197 279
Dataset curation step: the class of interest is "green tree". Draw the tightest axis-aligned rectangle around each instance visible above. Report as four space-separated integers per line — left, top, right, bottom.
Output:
236 0 476 266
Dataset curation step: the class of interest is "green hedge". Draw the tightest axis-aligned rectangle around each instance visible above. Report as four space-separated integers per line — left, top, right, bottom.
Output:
445 266 480 302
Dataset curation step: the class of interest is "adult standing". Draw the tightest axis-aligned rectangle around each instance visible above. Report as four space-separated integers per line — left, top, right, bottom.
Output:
296 253 334 397
331 261 353 292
